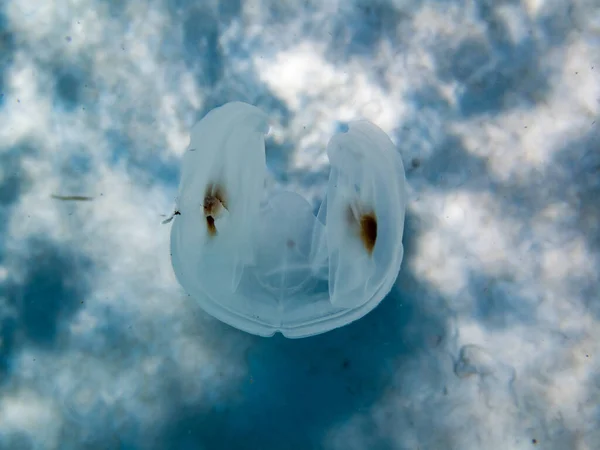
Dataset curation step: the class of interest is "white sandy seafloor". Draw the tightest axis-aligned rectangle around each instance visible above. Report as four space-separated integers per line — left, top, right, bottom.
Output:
0 0 599 449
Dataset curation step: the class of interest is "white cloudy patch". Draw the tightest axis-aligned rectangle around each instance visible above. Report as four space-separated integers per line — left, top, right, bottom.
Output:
254 42 402 204
0 388 62 449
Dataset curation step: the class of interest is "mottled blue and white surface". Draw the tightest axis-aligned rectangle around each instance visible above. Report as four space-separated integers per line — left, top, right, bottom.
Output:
0 0 599 449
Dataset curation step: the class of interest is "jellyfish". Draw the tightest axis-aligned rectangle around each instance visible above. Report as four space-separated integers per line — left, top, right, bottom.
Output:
169 102 406 338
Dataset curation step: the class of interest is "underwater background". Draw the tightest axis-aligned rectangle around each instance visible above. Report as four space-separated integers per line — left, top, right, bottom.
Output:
0 0 599 449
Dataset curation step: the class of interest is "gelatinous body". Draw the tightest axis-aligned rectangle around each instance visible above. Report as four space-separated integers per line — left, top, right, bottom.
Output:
169 102 406 338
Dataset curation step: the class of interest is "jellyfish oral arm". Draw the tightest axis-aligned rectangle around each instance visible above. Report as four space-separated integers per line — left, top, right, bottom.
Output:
169 102 406 338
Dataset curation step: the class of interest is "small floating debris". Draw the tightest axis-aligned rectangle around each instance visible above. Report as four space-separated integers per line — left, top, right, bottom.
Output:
51 194 94 201
161 210 180 224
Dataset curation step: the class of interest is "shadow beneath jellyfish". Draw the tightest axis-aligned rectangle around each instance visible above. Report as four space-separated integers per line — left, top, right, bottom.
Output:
152 208 452 450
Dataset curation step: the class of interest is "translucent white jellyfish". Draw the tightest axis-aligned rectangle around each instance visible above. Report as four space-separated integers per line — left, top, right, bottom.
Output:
169 102 406 338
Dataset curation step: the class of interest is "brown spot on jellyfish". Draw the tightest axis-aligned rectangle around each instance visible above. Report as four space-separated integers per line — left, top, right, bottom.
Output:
203 183 228 236
359 212 377 255
346 204 378 255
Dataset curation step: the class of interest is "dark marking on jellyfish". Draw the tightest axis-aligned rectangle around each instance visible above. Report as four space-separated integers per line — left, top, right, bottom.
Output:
359 212 377 255
203 183 228 237
346 204 378 255
206 215 217 236
203 196 221 216
204 183 228 211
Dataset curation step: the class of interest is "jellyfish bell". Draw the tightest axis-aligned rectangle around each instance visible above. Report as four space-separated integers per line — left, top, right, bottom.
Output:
168 102 407 338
